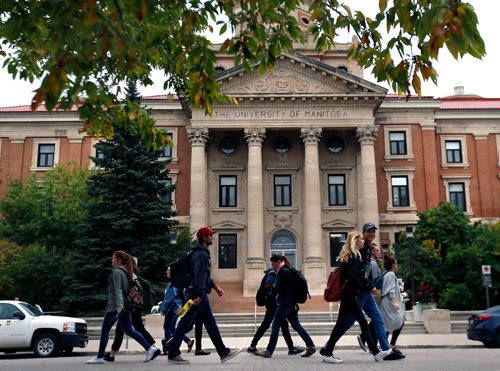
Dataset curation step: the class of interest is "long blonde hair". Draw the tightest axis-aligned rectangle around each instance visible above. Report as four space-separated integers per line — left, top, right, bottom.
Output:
337 231 363 263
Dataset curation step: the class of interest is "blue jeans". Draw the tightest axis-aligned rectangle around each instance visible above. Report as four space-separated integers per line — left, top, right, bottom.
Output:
266 304 314 354
97 310 150 358
163 310 190 344
334 292 390 350
167 291 229 359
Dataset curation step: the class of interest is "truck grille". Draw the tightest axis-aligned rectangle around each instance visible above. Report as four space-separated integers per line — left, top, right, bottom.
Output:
76 323 88 334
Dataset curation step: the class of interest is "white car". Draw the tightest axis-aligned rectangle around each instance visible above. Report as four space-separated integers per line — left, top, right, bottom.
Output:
0 300 88 357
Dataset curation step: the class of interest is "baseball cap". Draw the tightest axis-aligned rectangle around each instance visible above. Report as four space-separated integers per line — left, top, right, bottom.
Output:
362 222 378 231
196 226 217 240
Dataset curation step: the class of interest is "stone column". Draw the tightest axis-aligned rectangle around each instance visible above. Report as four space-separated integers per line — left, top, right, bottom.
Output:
356 125 380 234
243 127 266 296
300 126 326 295
187 127 209 234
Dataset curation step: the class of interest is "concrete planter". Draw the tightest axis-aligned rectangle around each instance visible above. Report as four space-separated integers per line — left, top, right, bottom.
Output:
422 309 451 334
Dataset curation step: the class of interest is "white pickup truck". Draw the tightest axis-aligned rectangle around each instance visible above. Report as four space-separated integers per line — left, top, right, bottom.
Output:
0 300 88 357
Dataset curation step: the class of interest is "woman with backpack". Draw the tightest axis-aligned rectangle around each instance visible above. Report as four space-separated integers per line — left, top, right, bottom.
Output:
319 232 392 364
255 254 316 359
247 256 303 355
86 250 160 364
103 258 157 362
379 256 405 357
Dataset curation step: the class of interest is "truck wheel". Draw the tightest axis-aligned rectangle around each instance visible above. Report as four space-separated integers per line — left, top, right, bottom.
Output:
33 333 59 357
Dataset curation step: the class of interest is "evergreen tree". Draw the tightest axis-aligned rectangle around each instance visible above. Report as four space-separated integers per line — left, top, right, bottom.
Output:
63 98 177 315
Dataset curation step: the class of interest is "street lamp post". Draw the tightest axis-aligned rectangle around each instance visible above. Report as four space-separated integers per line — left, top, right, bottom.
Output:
406 226 416 307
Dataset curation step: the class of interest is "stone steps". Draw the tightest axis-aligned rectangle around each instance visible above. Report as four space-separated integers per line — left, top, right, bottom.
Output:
84 311 470 340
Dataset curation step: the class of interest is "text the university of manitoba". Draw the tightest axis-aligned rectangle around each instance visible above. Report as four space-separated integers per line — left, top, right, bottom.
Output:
213 109 349 119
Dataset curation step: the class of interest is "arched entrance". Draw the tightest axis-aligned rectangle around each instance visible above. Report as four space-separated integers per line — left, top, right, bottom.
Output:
270 229 297 268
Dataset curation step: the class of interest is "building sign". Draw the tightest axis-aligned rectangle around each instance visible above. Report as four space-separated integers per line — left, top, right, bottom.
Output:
213 109 349 120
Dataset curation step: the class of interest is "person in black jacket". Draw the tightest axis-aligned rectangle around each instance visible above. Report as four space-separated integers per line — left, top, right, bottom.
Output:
255 255 315 358
319 232 392 364
167 227 241 365
247 256 303 355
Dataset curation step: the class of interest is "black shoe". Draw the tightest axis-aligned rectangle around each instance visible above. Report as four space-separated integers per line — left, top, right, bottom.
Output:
255 350 272 358
392 347 404 356
288 346 305 355
161 339 169 355
301 347 316 357
383 352 406 360
319 347 331 356
187 339 194 353
195 349 211 356
103 352 115 362
247 346 257 354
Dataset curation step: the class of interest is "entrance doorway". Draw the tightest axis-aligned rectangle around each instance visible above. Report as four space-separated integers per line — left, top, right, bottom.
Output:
270 229 297 268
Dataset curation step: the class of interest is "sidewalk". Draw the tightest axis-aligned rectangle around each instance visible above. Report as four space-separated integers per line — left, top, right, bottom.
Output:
82 333 480 354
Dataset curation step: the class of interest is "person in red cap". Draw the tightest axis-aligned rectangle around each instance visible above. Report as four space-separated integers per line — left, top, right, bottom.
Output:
167 227 241 364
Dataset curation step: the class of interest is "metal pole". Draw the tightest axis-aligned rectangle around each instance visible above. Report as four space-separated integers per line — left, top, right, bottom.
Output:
406 226 416 307
486 286 490 309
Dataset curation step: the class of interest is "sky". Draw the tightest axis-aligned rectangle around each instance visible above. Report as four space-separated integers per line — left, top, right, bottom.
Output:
0 0 497 108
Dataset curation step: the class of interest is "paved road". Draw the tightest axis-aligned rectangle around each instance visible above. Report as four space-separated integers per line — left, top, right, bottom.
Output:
1 348 499 371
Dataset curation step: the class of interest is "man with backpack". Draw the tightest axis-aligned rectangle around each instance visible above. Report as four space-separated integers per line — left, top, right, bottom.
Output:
247 256 304 355
167 227 241 364
255 254 316 358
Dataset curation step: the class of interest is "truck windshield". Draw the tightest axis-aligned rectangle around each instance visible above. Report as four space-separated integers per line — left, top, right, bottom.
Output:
19 302 44 316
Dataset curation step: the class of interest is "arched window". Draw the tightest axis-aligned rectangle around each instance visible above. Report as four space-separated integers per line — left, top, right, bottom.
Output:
270 229 297 268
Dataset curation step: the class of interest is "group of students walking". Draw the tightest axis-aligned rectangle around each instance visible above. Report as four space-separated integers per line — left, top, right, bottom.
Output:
87 223 406 365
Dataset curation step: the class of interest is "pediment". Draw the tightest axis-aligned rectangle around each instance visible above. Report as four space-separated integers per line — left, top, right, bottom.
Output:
211 220 246 230
218 52 387 97
322 218 357 229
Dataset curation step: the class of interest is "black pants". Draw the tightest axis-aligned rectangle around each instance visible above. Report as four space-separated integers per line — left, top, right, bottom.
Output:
195 318 204 350
250 303 294 350
323 292 378 356
111 309 155 351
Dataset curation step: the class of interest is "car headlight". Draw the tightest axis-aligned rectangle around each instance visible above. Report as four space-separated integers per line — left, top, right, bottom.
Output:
63 322 76 332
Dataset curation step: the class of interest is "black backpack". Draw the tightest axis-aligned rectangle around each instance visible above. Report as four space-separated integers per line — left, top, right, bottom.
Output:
290 268 310 304
124 277 144 310
255 269 277 306
169 251 193 289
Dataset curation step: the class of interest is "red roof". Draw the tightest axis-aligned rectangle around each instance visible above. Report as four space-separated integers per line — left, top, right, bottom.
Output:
440 98 500 110
1 95 500 112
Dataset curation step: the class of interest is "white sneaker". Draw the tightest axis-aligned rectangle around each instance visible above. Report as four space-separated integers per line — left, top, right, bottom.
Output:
323 355 343 364
86 356 104 364
374 348 393 362
145 346 161 362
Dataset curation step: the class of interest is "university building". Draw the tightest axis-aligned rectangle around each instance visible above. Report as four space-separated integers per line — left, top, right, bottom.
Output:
0 6 499 299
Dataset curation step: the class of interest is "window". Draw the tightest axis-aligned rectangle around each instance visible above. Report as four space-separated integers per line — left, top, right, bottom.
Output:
274 175 291 206
445 140 462 163
219 137 238 154
219 234 237 269
389 132 407 155
442 175 472 214
391 176 409 207
37 144 55 167
159 133 173 158
273 136 291 154
328 175 346 206
449 182 466 211
327 135 344 154
219 176 237 207
329 232 347 267
161 178 173 202
383 126 413 161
